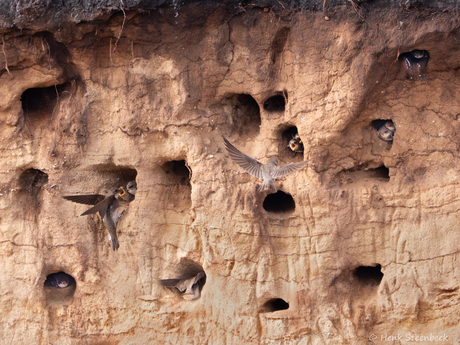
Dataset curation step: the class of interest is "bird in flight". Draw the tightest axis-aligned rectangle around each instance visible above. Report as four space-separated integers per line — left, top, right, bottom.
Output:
223 137 310 192
63 187 124 251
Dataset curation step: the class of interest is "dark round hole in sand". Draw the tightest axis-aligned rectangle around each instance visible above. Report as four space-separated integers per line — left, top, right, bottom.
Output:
263 191 295 213
261 298 289 312
162 160 191 186
18 168 48 193
263 94 286 112
354 264 383 286
282 126 299 140
21 83 71 119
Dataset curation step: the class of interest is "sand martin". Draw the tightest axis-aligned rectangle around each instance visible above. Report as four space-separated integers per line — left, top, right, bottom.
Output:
63 188 123 251
45 272 75 289
223 137 310 192
119 180 137 202
287 133 304 157
374 120 395 142
160 271 206 301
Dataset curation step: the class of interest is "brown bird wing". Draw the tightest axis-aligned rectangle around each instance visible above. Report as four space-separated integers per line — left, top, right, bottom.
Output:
271 160 310 178
81 195 116 217
160 278 182 288
62 194 105 205
223 137 263 179
190 271 205 286
160 272 205 292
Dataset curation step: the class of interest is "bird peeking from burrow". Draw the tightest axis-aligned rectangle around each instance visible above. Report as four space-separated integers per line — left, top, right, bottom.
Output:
160 271 206 301
119 180 137 202
62 181 136 251
287 132 304 157
223 137 310 192
45 272 76 289
399 49 429 80
373 120 395 142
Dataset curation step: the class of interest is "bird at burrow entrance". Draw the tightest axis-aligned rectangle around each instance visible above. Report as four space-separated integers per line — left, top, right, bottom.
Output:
223 137 310 192
119 180 137 202
374 120 395 142
46 272 74 289
287 133 304 157
160 271 206 301
62 185 134 251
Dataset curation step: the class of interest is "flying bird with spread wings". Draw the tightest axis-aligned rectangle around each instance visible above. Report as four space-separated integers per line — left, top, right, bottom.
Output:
223 137 310 192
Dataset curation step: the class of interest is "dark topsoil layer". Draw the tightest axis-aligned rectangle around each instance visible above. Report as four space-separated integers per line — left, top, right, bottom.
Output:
0 0 458 30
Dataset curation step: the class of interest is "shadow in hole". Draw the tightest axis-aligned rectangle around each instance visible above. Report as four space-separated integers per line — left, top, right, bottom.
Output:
354 264 383 286
263 94 286 112
260 298 289 312
263 191 295 213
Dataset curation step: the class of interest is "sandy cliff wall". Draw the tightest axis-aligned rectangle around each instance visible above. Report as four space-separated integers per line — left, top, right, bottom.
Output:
1 1 460 344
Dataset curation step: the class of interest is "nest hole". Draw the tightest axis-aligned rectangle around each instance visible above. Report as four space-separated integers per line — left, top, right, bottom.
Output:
21 82 71 121
261 298 289 313
398 50 429 80
354 264 383 286
162 160 191 186
372 165 390 179
279 125 304 162
18 168 48 194
160 258 206 301
44 272 76 305
88 164 137 192
263 191 295 213
338 164 390 184
223 94 261 137
263 94 286 112
160 160 192 209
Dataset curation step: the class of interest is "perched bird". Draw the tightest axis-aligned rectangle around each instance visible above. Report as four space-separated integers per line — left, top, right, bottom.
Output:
223 137 310 192
400 50 429 80
160 271 206 301
45 272 75 289
119 180 137 202
374 120 395 142
287 133 304 157
63 188 123 251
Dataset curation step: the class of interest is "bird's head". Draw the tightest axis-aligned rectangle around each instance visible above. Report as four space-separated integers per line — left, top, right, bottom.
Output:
294 133 302 143
107 187 121 197
288 139 298 151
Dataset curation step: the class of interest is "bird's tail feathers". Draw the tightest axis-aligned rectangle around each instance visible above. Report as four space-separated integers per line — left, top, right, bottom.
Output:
108 233 119 251
259 180 277 192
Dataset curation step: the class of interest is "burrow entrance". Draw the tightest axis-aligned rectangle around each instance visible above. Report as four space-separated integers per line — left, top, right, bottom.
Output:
263 191 295 213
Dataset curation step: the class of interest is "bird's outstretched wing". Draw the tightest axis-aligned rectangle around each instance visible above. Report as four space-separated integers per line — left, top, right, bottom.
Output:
160 278 182 288
160 271 205 292
272 160 310 178
223 137 264 179
81 195 116 217
62 194 105 205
